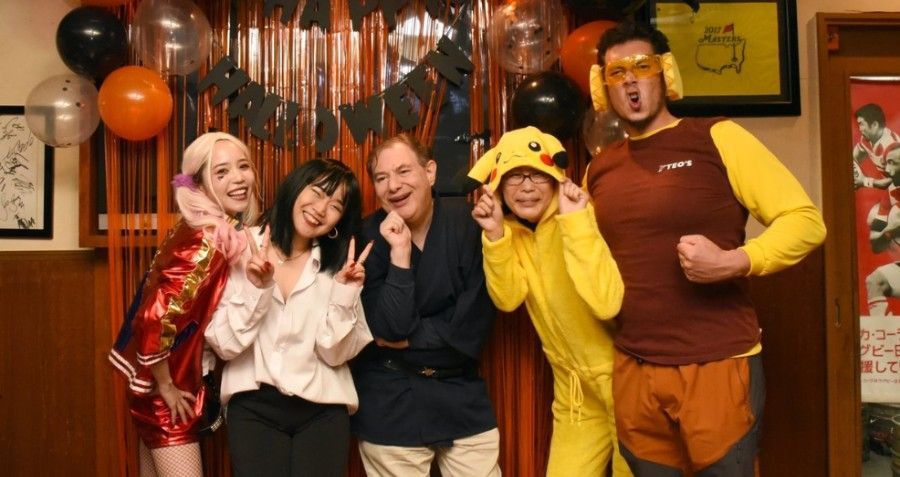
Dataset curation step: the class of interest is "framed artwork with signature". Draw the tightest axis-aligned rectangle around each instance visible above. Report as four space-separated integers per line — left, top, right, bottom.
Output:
647 0 800 116
0 106 53 238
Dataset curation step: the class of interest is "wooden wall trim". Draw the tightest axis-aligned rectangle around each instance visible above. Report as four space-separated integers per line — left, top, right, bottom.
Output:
816 12 900 26
815 12 900 477
0 250 96 261
79 140 106 248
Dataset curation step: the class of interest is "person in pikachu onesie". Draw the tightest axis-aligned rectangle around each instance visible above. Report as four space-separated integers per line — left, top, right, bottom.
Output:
468 126 631 476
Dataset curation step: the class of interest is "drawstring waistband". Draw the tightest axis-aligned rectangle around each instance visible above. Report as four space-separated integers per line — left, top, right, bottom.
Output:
541 349 611 425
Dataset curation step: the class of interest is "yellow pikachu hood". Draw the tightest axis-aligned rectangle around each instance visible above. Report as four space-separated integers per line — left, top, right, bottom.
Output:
466 126 568 192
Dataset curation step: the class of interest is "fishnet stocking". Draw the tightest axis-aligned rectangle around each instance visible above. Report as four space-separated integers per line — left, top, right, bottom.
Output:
138 440 158 477
140 441 202 477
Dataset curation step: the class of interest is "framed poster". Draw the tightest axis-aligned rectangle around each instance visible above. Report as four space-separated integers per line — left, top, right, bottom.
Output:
849 77 900 402
0 106 53 238
648 0 800 116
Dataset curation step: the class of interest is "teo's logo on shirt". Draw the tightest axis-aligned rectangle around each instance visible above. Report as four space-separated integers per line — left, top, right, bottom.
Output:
657 160 693 173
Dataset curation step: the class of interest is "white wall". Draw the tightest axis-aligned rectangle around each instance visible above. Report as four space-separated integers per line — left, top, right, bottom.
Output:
0 0 893 249
0 0 82 251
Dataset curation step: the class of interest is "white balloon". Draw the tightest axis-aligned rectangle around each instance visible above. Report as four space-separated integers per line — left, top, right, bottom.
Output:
25 75 100 148
486 0 567 75
134 0 211 76
582 109 627 156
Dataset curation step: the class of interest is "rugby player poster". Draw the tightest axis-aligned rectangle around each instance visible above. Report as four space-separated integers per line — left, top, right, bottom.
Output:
850 76 900 402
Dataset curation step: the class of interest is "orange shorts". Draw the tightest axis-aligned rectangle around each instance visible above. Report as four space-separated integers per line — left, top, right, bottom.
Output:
613 350 763 472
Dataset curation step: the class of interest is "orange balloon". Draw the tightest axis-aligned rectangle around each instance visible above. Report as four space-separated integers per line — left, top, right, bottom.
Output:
81 0 127 6
98 66 173 141
560 20 617 95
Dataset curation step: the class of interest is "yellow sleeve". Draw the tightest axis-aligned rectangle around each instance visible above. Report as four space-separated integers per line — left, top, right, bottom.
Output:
481 224 529 312
711 120 826 276
580 167 590 191
555 205 623 320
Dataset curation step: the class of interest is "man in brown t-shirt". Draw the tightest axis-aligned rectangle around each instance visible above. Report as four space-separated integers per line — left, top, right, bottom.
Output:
585 20 826 477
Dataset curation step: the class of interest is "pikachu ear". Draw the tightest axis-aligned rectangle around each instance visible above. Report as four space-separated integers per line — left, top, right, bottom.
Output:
460 176 483 194
467 146 498 185
553 151 568 169
541 130 564 151
539 131 567 167
660 52 684 101
589 64 608 112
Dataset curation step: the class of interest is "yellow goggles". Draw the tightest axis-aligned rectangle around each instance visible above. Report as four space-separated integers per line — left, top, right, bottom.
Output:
602 54 663 86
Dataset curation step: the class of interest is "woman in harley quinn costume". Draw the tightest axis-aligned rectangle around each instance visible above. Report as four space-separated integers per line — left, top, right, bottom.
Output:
109 132 262 477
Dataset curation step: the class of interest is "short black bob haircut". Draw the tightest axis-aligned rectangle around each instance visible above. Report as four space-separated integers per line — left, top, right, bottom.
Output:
261 158 363 274
596 19 672 66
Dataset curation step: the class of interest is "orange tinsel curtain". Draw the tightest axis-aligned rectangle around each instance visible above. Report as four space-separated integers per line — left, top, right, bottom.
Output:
104 1 561 475
470 0 555 474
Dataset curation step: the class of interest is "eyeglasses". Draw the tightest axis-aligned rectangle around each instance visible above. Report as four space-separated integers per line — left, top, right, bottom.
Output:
602 54 663 86
504 171 553 186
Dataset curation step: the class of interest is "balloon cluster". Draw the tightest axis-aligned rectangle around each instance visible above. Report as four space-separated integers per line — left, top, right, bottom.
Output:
24 1 210 146
488 0 625 151
31 0 627 151
561 20 627 153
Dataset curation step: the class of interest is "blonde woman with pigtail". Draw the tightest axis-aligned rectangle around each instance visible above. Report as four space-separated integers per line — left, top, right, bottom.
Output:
110 132 262 477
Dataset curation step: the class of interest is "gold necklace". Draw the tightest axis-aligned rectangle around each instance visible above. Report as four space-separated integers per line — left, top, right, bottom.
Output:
275 248 308 265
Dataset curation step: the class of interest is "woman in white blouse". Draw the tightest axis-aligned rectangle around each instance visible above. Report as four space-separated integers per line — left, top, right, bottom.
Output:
205 158 373 477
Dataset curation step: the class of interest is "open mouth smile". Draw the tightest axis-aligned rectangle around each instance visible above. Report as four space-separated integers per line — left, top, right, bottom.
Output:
389 191 412 208
227 187 249 201
301 211 323 227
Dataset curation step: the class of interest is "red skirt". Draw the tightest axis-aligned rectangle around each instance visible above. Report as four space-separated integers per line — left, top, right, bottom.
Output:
129 385 207 448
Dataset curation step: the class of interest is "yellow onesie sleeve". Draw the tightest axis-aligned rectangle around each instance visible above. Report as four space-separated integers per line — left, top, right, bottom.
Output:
482 225 530 312
555 206 624 320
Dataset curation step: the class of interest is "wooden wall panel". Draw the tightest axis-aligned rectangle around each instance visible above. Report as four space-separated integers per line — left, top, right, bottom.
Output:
92 253 118 477
0 251 107 476
752 248 827 476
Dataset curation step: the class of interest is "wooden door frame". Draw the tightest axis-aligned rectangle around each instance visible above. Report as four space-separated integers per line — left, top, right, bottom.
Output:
817 12 900 477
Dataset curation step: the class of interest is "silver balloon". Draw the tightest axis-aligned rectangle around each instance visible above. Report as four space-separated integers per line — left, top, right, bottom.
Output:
133 0 211 76
486 0 566 75
582 109 627 156
25 75 100 148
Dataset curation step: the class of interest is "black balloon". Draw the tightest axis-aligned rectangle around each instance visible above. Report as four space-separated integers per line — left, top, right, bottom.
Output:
56 6 127 79
561 0 645 21
511 71 587 140
562 0 604 20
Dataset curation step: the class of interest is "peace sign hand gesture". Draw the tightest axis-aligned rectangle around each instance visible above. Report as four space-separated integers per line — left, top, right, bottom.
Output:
335 236 374 287
244 226 274 289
